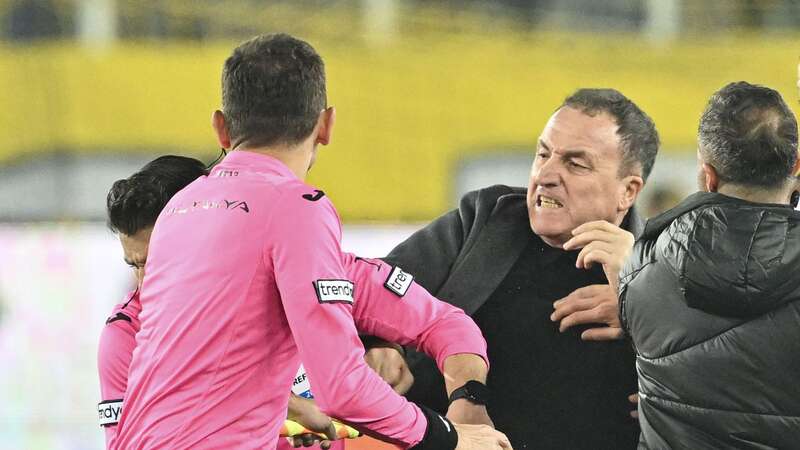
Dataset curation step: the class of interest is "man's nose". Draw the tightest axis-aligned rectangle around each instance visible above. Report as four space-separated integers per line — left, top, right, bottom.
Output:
532 159 560 188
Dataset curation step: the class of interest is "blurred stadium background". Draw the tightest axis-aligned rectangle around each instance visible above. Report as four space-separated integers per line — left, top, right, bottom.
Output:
0 0 798 448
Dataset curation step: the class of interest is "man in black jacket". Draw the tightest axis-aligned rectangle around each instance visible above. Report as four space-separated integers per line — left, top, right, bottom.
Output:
368 88 659 450
620 81 800 449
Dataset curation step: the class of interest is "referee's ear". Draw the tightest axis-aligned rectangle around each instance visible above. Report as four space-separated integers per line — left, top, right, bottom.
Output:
315 106 336 146
212 109 232 150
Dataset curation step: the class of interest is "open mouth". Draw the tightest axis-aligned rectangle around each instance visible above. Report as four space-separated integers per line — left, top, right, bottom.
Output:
536 195 564 209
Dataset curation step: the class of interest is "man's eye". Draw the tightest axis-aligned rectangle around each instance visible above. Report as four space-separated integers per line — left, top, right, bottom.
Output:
568 160 587 169
537 152 549 159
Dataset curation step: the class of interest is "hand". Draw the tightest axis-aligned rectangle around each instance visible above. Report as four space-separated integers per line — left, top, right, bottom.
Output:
551 284 623 341
287 395 336 449
446 399 494 427
286 435 332 449
364 345 414 395
454 423 513 450
628 393 639 420
562 220 635 293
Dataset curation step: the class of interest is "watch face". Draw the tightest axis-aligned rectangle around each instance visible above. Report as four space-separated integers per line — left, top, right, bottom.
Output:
450 381 490 406
463 381 489 404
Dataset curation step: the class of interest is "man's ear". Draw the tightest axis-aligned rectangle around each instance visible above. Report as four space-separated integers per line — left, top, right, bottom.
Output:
701 163 719 192
618 175 644 212
315 107 336 146
212 110 232 149
793 154 800 177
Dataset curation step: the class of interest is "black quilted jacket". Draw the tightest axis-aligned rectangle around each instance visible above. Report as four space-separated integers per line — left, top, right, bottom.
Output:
620 192 800 449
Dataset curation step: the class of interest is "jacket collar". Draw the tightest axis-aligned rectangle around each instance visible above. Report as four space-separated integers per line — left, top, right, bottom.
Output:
623 206 644 239
210 150 298 180
642 191 796 240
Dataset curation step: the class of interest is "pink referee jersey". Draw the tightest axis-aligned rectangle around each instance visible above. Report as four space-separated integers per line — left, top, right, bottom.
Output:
97 290 140 448
98 254 487 449
110 151 486 449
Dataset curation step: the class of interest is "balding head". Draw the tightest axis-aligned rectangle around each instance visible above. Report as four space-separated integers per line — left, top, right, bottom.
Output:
698 81 798 191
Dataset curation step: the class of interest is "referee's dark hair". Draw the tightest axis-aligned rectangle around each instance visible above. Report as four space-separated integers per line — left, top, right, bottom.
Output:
699 81 798 190
106 155 208 236
221 33 327 149
561 88 660 182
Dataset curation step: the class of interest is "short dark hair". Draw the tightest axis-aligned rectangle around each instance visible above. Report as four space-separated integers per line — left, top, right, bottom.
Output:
222 33 327 148
698 81 798 189
561 88 660 181
106 155 208 235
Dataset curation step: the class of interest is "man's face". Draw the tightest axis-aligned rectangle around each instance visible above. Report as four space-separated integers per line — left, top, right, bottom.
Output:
527 106 629 247
119 226 153 288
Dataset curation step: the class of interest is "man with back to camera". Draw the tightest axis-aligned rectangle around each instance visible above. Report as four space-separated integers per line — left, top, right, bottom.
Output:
112 34 511 450
619 81 800 449
364 88 660 449
96 156 495 450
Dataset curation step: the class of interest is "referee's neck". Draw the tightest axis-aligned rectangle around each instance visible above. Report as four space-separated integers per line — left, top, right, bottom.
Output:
233 142 315 181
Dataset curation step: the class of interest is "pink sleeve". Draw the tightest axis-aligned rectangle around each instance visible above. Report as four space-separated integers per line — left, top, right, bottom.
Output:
268 193 427 447
344 253 489 372
97 312 137 448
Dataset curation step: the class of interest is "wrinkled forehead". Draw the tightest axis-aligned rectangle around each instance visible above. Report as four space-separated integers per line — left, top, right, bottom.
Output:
540 106 623 160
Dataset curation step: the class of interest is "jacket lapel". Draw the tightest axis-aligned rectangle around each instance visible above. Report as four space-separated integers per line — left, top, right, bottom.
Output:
436 193 532 315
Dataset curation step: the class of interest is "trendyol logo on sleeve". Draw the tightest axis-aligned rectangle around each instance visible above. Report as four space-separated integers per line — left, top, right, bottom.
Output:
313 280 355 304
385 267 413 297
98 399 124 427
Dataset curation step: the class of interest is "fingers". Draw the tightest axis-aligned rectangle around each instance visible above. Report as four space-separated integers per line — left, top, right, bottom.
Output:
288 435 327 448
495 429 513 449
575 242 614 269
454 424 513 450
551 296 596 322
301 434 315 447
365 347 411 393
558 302 620 332
628 393 640 419
552 284 610 321
364 351 386 377
553 284 606 306
580 326 623 341
557 309 599 332
552 283 620 334
392 367 414 395
322 422 338 442
564 223 634 275
563 229 618 250
550 298 597 322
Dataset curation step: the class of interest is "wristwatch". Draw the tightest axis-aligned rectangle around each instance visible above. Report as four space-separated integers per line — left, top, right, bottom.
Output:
448 380 490 406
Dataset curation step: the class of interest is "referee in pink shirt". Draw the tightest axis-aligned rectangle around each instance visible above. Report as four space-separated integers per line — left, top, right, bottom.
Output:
97 158 497 449
112 34 511 450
